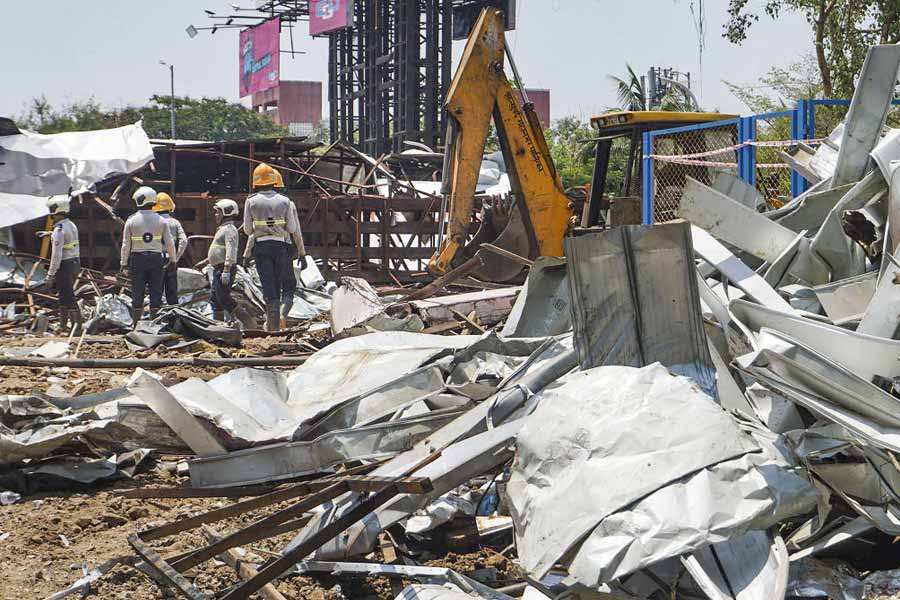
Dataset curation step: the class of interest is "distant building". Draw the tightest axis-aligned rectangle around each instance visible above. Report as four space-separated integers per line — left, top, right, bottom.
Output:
515 88 551 128
252 80 323 136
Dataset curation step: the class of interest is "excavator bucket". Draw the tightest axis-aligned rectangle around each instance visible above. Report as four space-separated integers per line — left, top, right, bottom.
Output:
456 196 535 282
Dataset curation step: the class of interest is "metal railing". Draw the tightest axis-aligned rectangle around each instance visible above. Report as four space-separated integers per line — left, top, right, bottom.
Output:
641 99 880 223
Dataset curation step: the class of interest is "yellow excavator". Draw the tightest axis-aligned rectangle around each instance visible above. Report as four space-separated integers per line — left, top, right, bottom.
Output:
427 8 574 283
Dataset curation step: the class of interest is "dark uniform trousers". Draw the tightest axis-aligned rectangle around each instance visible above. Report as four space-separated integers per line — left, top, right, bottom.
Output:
211 265 238 313
252 240 295 304
163 263 179 305
56 258 80 308
130 252 165 310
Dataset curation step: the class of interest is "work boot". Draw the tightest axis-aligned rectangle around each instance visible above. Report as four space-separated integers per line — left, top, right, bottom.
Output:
130 308 142 330
68 308 83 336
232 306 256 330
212 310 225 323
264 304 280 332
57 308 69 334
280 292 297 329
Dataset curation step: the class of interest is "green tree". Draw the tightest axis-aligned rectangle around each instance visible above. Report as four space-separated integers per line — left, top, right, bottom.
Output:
17 95 288 141
725 53 826 140
725 54 822 114
308 118 331 145
724 0 900 98
545 116 598 190
609 64 648 111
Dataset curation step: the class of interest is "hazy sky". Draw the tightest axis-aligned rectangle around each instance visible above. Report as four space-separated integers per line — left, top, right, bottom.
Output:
2 0 814 123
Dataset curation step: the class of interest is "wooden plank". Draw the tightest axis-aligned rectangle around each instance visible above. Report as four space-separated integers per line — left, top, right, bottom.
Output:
128 534 210 600
171 482 348 573
200 526 289 600
220 484 402 600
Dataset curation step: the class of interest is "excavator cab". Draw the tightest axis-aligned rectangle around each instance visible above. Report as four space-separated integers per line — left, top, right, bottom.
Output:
428 8 574 283
582 111 737 227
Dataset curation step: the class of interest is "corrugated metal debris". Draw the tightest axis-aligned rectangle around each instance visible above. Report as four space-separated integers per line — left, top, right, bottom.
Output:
8 42 900 600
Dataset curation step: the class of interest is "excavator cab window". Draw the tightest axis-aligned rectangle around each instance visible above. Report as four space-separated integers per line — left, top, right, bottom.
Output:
582 111 737 228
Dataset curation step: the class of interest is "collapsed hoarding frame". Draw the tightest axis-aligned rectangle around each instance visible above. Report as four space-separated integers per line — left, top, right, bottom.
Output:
282 344 578 561
127 474 433 600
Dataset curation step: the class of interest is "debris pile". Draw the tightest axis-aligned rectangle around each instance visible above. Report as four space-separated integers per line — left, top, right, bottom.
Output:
8 43 900 600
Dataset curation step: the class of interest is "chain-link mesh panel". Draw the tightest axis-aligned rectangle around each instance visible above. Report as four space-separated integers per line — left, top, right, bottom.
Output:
812 104 849 138
651 123 739 222
754 115 794 208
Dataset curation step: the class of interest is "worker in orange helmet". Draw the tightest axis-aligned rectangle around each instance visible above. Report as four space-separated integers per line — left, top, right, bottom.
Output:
152 192 187 306
243 163 306 331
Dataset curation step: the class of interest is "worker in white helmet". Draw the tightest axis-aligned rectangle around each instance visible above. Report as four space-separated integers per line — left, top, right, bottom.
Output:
152 192 188 305
120 186 177 327
208 199 254 329
41 196 82 333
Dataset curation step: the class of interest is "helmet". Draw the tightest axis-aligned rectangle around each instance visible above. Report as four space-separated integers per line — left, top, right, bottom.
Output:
47 196 71 215
152 192 176 213
252 163 277 188
274 170 285 189
132 186 158 208
214 199 239 218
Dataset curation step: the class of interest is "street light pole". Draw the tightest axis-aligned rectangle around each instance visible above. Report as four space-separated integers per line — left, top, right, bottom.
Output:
160 61 176 139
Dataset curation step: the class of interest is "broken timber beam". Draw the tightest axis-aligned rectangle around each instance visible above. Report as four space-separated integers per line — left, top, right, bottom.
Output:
0 355 310 369
404 255 484 302
200 526 288 600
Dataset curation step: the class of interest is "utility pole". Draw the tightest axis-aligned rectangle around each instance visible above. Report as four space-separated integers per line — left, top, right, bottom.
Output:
159 61 176 138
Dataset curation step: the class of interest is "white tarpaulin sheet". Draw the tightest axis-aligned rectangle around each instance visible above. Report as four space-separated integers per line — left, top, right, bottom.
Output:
0 121 153 227
505 363 760 578
0 192 62 229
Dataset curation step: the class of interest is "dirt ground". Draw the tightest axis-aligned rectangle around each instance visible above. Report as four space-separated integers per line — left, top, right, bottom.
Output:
0 331 520 599
0 334 294 397
0 468 520 600
3 332 900 600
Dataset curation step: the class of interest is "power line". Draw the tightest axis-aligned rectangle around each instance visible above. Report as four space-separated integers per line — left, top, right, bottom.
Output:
689 0 706 103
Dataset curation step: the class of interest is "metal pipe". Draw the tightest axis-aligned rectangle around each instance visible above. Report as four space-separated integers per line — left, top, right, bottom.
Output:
169 64 176 139
504 45 529 105
160 61 176 138
494 582 528 596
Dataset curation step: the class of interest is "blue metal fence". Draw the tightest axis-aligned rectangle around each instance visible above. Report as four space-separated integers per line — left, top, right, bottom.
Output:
641 99 857 224
641 117 741 224
642 97 900 223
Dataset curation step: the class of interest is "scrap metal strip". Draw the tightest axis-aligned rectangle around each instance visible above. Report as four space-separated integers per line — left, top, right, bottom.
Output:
221 481 405 600
128 533 210 600
170 481 349 572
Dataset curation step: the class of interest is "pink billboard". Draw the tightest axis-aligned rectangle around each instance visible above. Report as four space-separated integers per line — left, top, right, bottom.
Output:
309 0 354 36
239 18 280 98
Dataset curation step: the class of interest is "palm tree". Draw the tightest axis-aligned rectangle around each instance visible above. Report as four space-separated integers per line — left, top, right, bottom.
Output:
608 64 647 111
608 64 699 112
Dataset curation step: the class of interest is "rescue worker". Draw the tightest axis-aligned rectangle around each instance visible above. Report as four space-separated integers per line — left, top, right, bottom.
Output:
208 199 254 328
120 186 177 327
243 163 306 331
275 169 305 326
240 172 291 270
42 197 82 333
152 192 188 305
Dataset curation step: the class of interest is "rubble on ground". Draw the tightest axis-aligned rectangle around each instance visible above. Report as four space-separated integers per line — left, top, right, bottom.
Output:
8 43 900 600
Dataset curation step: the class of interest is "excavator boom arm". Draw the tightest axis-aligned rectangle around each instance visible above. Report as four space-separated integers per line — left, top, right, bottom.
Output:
428 8 573 281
